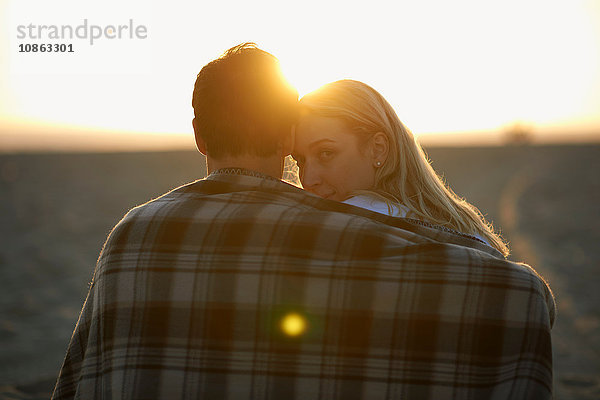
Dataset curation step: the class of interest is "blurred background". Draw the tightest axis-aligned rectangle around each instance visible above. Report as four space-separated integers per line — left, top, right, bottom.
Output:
1 0 599 399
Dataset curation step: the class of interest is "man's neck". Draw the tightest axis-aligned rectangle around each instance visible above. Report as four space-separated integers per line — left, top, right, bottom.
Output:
206 153 284 180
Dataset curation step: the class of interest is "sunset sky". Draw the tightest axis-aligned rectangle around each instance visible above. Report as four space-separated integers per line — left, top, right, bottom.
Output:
1 0 599 150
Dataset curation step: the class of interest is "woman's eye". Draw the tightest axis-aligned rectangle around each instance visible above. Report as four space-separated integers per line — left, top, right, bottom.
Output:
318 150 334 161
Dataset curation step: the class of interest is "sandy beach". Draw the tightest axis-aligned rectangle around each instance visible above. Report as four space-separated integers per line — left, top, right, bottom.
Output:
0 144 598 399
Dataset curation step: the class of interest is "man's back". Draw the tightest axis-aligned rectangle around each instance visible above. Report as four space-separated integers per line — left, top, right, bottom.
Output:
52 170 554 399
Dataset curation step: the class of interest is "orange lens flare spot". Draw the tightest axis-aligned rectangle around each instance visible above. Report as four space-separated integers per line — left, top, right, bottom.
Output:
280 312 307 337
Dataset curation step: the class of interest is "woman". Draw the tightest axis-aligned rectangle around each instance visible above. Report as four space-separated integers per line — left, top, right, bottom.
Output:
292 79 509 256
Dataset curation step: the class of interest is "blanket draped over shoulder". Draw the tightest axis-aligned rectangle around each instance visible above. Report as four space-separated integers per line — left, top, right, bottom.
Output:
52 172 555 400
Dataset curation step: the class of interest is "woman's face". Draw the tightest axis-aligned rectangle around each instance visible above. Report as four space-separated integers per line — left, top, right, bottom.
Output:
293 115 377 201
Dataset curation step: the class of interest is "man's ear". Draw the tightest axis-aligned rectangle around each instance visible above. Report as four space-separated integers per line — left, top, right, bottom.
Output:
371 132 389 166
192 118 207 155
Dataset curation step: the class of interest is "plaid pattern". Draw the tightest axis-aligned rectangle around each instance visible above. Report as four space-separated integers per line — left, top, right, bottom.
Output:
52 171 555 399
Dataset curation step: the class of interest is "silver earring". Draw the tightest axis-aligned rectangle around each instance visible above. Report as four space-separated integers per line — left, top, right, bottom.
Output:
376 161 382 167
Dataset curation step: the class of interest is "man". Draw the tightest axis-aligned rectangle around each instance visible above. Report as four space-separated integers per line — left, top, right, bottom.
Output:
52 43 555 399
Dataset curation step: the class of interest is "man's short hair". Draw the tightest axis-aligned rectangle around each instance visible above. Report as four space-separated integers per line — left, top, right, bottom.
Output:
192 43 298 159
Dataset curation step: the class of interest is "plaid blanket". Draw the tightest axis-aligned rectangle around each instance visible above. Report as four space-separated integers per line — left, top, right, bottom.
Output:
52 170 555 399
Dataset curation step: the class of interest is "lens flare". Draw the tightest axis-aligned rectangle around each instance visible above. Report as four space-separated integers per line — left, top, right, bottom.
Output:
280 312 307 337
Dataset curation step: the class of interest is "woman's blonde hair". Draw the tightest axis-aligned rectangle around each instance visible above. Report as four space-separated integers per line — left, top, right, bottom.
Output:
299 80 509 256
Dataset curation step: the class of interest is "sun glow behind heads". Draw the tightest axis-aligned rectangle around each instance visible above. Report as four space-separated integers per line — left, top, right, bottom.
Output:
1 0 600 149
274 0 600 136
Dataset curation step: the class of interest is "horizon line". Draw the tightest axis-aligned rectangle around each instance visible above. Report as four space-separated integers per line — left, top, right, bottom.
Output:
1 121 599 154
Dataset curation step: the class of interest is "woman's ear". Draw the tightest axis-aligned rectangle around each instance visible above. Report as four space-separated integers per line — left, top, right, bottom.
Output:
370 132 389 167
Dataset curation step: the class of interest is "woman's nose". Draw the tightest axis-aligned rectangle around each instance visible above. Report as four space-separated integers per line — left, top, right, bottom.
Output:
300 163 321 190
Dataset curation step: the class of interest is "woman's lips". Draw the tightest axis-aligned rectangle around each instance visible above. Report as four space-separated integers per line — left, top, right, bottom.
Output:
307 188 336 200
